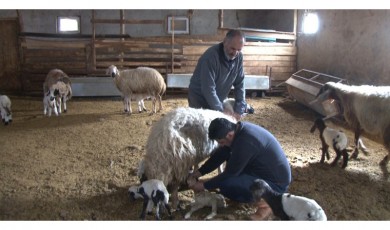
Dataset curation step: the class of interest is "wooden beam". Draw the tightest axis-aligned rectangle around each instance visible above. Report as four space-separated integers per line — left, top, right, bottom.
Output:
91 19 163 24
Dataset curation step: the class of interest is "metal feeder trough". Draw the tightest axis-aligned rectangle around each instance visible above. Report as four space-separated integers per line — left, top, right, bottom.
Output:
285 69 347 116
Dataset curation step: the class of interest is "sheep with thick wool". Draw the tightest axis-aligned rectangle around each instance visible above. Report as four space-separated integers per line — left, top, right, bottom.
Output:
312 82 390 175
138 107 237 210
106 65 166 115
250 179 327 221
128 179 172 220
310 118 349 168
43 69 72 115
0 95 12 125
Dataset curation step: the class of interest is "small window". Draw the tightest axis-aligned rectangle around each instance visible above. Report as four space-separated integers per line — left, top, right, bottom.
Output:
57 16 80 34
167 16 189 34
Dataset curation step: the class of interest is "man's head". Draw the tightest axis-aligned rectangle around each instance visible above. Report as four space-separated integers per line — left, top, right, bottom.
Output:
208 118 237 147
223 30 245 61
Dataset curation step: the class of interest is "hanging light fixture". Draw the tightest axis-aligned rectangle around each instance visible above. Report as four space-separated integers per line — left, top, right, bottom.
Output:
302 10 319 34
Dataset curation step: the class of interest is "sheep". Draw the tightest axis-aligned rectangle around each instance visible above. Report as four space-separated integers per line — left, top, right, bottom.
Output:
106 65 166 115
310 118 349 168
43 69 72 115
127 179 172 220
138 107 237 210
0 95 12 125
184 190 226 220
222 98 255 116
250 179 327 221
43 90 58 117
312 82 390 175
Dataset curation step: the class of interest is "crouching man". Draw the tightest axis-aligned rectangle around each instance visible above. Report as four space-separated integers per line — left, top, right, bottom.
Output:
188 118 292 220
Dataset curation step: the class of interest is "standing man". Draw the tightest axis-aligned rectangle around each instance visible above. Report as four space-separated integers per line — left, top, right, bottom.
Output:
188 29 247 120
188 118 292 220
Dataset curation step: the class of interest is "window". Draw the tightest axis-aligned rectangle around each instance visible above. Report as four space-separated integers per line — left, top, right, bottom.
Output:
167 16 189 34
57 16 80 33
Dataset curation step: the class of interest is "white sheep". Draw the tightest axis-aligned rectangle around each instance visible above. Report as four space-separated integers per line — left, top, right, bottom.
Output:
312 82 390 175
0 95 12 125
127 179 172 220
184 190 226 220
43 90 58 116
310 118 349 168
43 69 72 115
106 65 166 115
222 98 255 116
138 107 237 210
250 179 327 221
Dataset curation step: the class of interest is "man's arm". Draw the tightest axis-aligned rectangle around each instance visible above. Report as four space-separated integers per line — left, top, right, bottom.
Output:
232 56 246 115
199 59 224 111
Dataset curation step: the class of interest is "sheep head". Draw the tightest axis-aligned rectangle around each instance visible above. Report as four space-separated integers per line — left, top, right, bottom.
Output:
106 65 119 78
250 179 271 202
128 185 143 201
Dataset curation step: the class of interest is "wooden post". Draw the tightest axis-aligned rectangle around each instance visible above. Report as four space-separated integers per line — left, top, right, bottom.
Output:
293 10 297 46
91 10 96 71
219 10 224 29
120 10 125 67
171 15 174 73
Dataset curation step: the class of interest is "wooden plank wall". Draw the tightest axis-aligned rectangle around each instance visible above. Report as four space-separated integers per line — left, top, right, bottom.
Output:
19 35 296 95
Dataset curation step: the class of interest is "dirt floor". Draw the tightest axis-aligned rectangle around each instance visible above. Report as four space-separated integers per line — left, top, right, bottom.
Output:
0 94 389 221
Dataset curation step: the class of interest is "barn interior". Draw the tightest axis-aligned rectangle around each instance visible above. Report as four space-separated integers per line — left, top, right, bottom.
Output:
1 5 390 223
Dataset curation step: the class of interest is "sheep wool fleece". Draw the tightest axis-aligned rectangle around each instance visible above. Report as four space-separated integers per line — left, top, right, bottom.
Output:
199 121 292 203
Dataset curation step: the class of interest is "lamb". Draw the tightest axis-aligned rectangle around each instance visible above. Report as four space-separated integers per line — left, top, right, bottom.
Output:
0 94 12 125
222 98 255 116
43 90 58 116
138 107 237 210
106 65 166 115
250 178 327 221
310 118 349 168
43 69 72 115
312 82 390 175
127 179 172 220
184 190 226 220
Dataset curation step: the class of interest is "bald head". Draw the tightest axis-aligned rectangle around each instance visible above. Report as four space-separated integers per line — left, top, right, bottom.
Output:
223 30 245 60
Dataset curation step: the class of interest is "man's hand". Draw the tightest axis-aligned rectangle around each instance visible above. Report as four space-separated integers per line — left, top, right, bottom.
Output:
187 170 202 187
223 109 242 121
190 181 205 193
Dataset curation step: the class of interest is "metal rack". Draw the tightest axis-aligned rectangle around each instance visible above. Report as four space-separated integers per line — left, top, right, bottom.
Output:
285 69 348 116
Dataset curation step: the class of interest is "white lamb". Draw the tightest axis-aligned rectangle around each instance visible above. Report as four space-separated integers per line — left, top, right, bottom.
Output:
128 179 172 220
43 69 72 115
184 190 226 220
138 107 237 210
310 118 349 168
0 95 12 125
43 90 58 116
106 65 166 115
250 179 327 221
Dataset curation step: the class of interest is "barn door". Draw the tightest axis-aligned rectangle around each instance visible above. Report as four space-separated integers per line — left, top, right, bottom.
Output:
0 19 21 92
